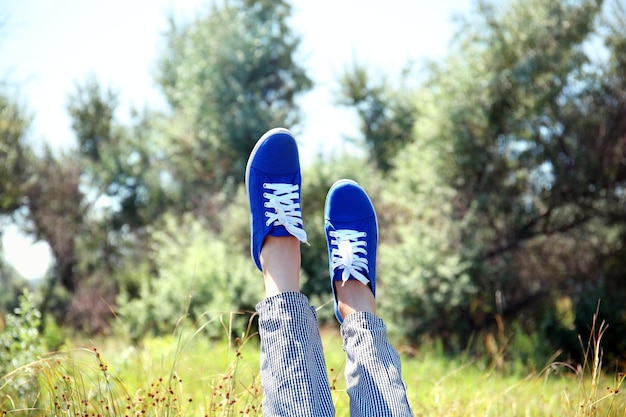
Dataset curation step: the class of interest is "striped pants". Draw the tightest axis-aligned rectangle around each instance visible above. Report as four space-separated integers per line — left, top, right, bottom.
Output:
257 292 414 417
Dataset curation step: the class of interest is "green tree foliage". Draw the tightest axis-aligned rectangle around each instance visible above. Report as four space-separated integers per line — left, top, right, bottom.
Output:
4 1 312 337
402 0 626 357
0 85 105 331
15 0 313 335
0 90 32 214
50 78 173 332
116 214 262 341
0 89 32 313
67 77 169 231
336 0 626 362
22 148 117 332
156 0 312 214
376 90 476 345
334 63 475 343
25 150 84 294
113 0 313 336
0 290 47 408
0 260 28 314
337 63 417 173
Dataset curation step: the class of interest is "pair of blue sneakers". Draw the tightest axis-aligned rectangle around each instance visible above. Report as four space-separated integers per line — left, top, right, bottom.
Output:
245 128 378 323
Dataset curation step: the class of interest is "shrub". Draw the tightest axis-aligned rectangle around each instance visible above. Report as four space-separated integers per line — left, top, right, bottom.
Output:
116 214 263 341
0 289 47 409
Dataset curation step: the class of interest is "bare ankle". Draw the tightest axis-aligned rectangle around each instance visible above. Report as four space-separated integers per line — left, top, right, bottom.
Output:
260 236 301 297
335 280 376 319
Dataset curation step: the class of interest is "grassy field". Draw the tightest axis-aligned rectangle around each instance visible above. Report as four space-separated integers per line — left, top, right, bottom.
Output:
2 312 625 416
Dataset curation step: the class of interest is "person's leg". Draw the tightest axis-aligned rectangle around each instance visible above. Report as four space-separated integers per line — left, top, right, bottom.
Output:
339 293 413 417
246 128 334 417
325 180 413 417
256 236 334 417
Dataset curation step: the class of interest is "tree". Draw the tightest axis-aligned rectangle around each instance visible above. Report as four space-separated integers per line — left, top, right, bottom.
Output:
25 150 84 294
375 88 475 346
334 0 626 362
0 83 102 329
54 77 175 332
67 77 170 232
337 63 417 173
156 0 312 215
416 0 626 358
0 88 32 215
37 0 315 333
0 88 35 314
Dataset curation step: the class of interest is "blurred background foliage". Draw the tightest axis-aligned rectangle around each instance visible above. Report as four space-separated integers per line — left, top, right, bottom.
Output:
1 0 626 370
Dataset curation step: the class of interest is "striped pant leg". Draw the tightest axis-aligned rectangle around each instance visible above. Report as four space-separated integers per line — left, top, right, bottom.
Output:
256 292 335 417
341 312 414 417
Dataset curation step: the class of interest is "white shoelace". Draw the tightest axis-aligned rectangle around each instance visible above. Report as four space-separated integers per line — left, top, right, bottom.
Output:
329 229 370 286
264 183 308 243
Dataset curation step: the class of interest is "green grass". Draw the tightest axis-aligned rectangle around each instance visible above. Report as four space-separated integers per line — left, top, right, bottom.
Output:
2 310 625 416
321 328 625 417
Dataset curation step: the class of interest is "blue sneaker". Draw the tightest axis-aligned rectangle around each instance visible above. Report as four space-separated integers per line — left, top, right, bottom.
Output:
245 127 308 271
324 179 378 323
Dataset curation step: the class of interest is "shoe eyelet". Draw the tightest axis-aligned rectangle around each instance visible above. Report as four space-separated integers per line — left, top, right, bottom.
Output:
263 193 269 198
263 183 268 188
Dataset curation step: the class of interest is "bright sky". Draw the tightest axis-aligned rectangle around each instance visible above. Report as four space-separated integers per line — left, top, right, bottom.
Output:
1 0 473 280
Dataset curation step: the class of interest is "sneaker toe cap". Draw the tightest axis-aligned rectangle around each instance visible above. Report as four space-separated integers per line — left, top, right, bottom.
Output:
325 181 375 222
250 130 300 174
